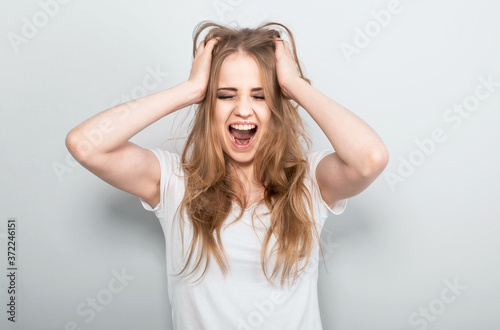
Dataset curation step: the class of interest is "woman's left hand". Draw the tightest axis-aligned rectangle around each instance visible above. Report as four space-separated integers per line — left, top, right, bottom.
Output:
274 38 301 99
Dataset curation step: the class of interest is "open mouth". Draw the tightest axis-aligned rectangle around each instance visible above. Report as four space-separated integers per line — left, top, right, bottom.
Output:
228 124 257 146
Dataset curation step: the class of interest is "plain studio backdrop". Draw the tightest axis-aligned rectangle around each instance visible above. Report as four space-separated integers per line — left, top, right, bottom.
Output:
1 0 499 329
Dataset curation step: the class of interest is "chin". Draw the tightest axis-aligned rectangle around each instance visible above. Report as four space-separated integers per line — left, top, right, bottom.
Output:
221 139 259 165
226 149 256 166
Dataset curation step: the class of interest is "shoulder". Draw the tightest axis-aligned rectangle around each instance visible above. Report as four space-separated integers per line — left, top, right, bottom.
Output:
148 148 183 174
305 149 347 216
306 149 334 172
146 147 185 192
304 149 334 192
138 148 185 212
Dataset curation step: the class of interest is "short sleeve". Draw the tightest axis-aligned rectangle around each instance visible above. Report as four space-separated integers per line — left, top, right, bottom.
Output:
139 147 183 216
307 149 347 216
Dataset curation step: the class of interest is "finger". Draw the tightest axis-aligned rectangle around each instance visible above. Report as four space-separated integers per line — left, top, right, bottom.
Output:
195 40 205 57
273 37 284 47
274 38 293 59
281 40 293 57
196 38 219 57
274 38 285 55
204 37 219 52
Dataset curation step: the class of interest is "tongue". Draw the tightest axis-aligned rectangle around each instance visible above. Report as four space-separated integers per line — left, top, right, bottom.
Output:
231 128 253 140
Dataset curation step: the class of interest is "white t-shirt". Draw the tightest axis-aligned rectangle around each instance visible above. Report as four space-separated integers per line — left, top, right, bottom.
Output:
139 148 347 330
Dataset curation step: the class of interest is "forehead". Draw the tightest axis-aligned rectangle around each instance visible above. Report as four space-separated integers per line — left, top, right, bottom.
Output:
218 52 262 87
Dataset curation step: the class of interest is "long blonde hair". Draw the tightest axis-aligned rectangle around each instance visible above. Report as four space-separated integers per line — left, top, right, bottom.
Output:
177 21 325 288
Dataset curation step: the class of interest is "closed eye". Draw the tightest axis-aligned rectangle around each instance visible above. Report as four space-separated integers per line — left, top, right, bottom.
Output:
217 95 234 100
217 95 265 100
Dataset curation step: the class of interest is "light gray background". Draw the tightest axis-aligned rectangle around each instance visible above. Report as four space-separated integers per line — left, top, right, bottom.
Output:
1 0 499 329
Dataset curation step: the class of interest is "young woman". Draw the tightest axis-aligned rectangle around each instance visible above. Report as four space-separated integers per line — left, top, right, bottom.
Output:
66 21 388 329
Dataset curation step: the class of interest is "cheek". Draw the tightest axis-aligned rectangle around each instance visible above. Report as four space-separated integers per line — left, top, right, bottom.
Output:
214 105 226 128
215 121 229 146
258 106 272 128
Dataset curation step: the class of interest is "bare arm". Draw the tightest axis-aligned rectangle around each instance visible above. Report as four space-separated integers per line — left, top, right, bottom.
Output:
66 38 218 208
274 39 389 207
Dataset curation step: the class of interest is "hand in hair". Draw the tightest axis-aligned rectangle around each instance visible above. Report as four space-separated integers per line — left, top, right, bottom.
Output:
187 37 219 104
274 38 301 100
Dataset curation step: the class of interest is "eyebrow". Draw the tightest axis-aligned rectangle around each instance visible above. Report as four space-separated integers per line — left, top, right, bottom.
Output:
217 87 263 92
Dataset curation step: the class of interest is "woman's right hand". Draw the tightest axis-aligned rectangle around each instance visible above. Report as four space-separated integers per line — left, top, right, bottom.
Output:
187 37 219 104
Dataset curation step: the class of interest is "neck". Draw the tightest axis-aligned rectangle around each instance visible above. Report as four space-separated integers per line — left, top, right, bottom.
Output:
230 161 264 208
235 162 255 184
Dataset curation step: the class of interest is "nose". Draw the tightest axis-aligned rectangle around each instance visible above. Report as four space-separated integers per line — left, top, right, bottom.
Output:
233 96 253 118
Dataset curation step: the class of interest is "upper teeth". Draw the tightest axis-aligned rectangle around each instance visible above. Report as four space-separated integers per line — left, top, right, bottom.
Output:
231 124 255 130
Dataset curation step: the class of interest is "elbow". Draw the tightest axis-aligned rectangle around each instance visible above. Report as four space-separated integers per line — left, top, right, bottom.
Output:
65 130 79 159
359 145 389 179
65 129 89 164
